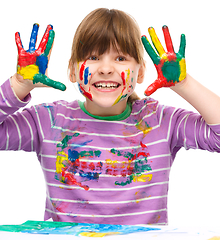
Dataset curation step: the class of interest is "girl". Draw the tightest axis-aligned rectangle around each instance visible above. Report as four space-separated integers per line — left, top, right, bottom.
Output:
1 8 220 225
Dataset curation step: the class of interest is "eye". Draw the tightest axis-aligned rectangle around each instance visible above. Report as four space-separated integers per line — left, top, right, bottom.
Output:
88 56 99 61
116 56 126 61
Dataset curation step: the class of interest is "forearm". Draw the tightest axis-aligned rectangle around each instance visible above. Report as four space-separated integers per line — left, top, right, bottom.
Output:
171 74 220 125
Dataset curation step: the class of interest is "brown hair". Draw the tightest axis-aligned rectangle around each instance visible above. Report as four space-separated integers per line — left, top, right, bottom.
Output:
68 8 144 102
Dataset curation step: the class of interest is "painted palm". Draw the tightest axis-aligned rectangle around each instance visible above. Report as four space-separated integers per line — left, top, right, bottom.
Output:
141 26 186 96
15 23 66 91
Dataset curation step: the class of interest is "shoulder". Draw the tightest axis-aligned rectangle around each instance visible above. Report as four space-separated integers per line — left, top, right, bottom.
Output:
33 99 80 112
131 97 161 116
131 97 180 122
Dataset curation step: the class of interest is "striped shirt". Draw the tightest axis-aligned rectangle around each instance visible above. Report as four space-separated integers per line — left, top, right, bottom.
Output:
1 79 220 225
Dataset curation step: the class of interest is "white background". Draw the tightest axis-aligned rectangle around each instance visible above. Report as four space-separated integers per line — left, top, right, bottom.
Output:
0 0 220 227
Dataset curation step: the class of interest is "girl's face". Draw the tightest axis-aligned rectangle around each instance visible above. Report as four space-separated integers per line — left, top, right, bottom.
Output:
71 46 145 116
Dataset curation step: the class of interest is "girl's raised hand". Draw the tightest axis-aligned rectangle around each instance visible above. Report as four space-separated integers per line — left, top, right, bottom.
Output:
15 23 66 91
141 26 186 96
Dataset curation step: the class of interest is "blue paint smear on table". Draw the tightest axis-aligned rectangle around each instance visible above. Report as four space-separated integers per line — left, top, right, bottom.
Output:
0 220 160 236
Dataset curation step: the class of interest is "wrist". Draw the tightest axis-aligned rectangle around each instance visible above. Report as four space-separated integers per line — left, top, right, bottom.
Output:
10 73 34 100
170 73 189 93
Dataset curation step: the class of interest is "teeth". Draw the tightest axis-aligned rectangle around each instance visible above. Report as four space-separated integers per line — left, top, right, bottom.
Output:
94 82 119 89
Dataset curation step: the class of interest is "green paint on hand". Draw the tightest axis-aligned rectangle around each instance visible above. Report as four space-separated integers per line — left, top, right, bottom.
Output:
162 61 180 83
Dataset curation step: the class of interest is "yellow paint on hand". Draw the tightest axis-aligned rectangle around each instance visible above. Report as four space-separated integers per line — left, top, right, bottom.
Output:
179 58 186 81
148 27 168 60
79 232 120 237
208 237 220 240
17 64 39 80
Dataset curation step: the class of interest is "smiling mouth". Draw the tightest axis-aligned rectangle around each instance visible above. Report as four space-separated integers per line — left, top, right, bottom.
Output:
93 82 120 89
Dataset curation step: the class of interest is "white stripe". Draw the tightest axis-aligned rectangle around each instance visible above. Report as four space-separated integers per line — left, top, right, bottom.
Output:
46 180 169 191
33 105 44 139
45 207 167 218
183 114 190 149
43 104 164 139
40 152 171 162
57 102 81 111
194 119 199 149
8 115 21 150
131 100 158 115
21 114 34 151
44 139 143 150
39 154 57 158
47 194 167 205
164 107 177 143
57 107 158 127
0 87 12 107
69 135 167 148
0 108 7 115
51 124 162 139
5 125 9 150
45 103 54 127
41 166 56 173
176 113 188 144
41 165 171 177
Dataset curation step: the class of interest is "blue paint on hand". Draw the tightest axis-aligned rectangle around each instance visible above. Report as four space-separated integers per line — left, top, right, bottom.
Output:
36 54 48 74
27 23 39 53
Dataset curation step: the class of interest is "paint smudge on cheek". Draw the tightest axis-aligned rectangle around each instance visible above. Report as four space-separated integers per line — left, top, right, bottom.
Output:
79 60 91 85
78 61 93 100
83 67 90 85
78 83 93 101
121 71 126 85
113 69 131 105
79 61 86 81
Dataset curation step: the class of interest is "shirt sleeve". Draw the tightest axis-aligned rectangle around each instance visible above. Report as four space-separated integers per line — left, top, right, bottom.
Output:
0 79 40 153
169 107 220 154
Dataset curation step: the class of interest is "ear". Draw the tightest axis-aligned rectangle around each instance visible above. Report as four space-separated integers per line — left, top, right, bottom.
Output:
137 62 146 84
69 64 77 83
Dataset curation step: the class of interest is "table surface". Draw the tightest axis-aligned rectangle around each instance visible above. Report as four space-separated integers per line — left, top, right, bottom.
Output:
0 221 220 240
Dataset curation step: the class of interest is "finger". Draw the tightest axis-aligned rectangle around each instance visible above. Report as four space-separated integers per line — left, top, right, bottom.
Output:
28 23 39 53
178 34 186 58
15 32 24 54
148 27 166 57
141 35 160 65
144 81 159 96
144 78 174 96
37 24 53 55
162 25 175 54
33 74 66 91
44 30 55 57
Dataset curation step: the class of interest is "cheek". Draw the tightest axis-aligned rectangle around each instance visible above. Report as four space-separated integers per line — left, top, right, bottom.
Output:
79 61 91 86
121 69 135 93
78 83 93 101
77 61 93 101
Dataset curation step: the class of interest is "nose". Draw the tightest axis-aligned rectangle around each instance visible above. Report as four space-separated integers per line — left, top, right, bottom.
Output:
98 61 114 76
